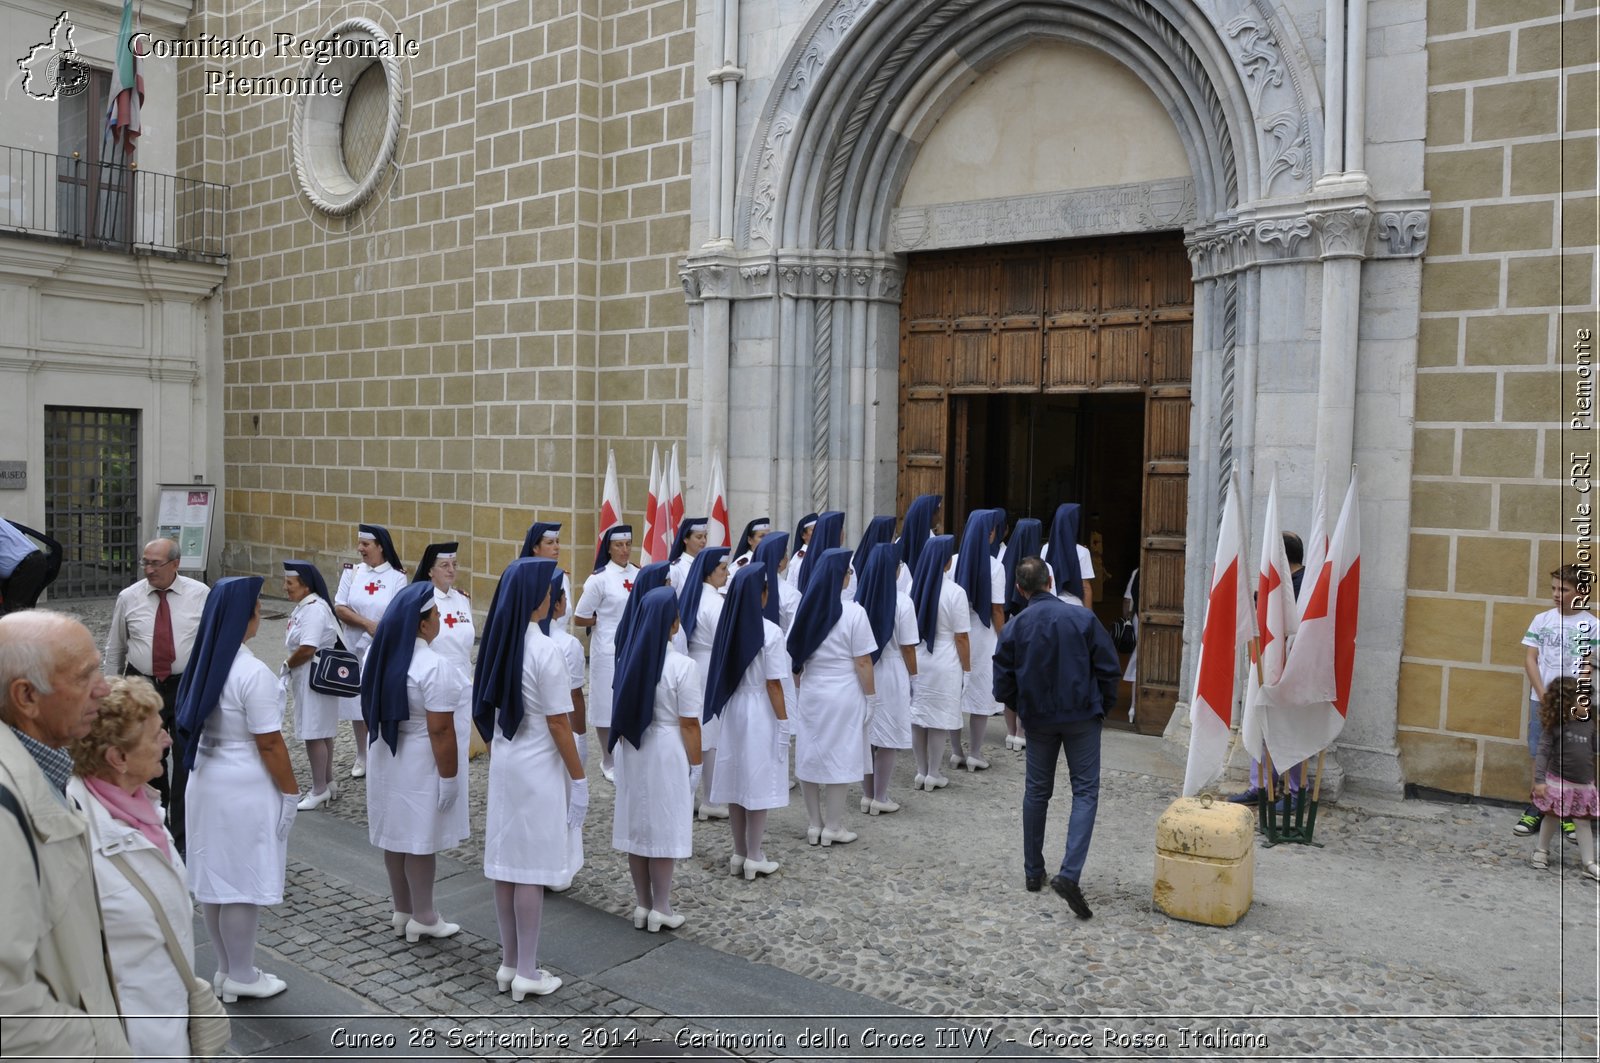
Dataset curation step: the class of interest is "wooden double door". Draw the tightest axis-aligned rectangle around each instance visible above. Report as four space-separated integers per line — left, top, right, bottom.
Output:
897 234 1193 733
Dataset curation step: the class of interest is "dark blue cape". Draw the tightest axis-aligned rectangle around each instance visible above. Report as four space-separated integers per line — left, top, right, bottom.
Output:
174 576 262 771
473 558 556 742
1048 503 1085 601
613 560 671 655
899 495 941 574
704 563 767 723
753 532 790 624
520 521 561 559
851 515 896 579
955 510 1003 628
360 582 437 755
679 547 730 641
797 511 845 594
1004 518 1043 616
786 547 854 673
593 524 632 574
359 523 404 572
911 534 957 650
608 587 681 752
854 542 900 663
282 560 331 609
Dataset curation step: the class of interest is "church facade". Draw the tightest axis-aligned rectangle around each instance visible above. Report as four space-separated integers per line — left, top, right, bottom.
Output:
34 0 1577 798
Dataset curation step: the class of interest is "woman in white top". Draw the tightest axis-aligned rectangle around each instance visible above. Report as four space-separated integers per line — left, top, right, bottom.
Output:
907 536 971 792
177 576 299 1003
729 517 770 571
609 587 703 932
282 560 340 809
521 521 570 634
666 517 708 590
854 542 918 815
543 573 589 891
950 510 1008 772
680 546 730 819
704 563 790 878
332 523 408 777
1041 502 1096 609
413 542 474 842
361 582 466 947
574 525 639 780
1000 517 1044 750
784 513 817 589
68 677 194 1060
786 547 879 846
474 558 586 1001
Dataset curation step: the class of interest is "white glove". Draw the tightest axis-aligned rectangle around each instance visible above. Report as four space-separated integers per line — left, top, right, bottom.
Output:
688 763 704 797
908 674 920 700
567 776 589 832
960 672 972 698
276 793 298 840
575 731 589 765
437 773 462 815
773 723 789 760
864 693 881 726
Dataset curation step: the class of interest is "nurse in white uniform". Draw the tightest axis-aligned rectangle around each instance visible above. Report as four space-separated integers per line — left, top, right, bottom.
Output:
413 542 474 843
666 517 708 591
332 523 407 776
178 576 300 1003
282 560 340 808
679 547 731 819
520 521 570 633
609 588 703 932
543 571 589 891
785 513 817 589
573 524 638 780
730 517 770 571
361 582 466 945
896 494 942 595
949 509 1008 772
1041 502 1097 609
474 558 585 1001
855 542 918 814
704 563 790 878
1000 517 1044 750
907 535 971 791
786 547 879 847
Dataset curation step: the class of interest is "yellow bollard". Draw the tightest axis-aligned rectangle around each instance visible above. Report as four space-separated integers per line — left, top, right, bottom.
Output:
1153 795 1255 927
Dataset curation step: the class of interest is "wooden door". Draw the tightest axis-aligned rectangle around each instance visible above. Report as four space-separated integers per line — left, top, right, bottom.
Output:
899 261 953 516
1138 387 1191 733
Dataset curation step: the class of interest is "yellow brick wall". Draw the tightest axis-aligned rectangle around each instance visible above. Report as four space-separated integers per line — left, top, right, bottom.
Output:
1400 0 1599 797
184 0 696 596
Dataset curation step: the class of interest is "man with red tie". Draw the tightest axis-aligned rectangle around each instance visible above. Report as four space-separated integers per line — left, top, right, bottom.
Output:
103 537 210 854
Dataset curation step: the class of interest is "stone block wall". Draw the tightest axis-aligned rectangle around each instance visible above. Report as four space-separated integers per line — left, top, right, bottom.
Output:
183 0 696 599
1398 0 1598 797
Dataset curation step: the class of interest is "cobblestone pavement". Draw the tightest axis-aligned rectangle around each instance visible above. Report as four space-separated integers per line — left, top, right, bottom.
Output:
62 595 1600 1059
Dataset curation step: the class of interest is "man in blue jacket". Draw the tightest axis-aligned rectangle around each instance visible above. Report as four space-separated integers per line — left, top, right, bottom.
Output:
993 557 1120 917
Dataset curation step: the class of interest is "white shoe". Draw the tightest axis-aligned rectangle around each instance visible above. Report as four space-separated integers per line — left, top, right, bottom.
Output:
405 916 461 943
696 803 729 821
743 857 780 880
1003 735 1016 750
212 971 225 996
495 965 517 993
390 911 411 936
297 784 336 811
647 909 685 932
966 755 990 771
601 764 615 783
859 796 871 814
350 761 366 779
949 753 966 770
819 828 858 846
1015 736 1026 750
868 799 900 815
729 854 745 876
913 773 926 790
631 905 649 930
510 971 562 1000
219 969 287 1003
928 774 950 790
806 827 821 846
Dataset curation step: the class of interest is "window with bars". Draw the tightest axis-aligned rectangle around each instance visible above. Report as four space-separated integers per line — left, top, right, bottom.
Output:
45 406 139 598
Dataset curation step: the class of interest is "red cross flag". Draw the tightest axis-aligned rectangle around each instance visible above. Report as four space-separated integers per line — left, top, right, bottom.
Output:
1239 469 1297 767
1260 471 1361 768
1182 474 1252 797
704 447 730 548
598 448 623 549
666 443 685 532
642 445 662 564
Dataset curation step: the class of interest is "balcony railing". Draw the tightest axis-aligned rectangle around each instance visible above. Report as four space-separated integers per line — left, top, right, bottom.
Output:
0 145 227 262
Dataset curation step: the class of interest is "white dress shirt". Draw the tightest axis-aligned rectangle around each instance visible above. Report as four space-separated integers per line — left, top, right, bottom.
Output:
103 575 210 676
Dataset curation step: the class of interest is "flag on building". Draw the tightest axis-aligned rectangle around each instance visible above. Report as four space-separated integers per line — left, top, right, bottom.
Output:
598 448 622 548
106 0 143 158
705 448 730 547
1261 472 1361 768
642 446 661 563
1182 475 1252 796
1240 470 1298 766
651 449 673 565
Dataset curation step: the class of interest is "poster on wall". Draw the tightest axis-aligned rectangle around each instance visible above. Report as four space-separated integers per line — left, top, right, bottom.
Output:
156 485 216 574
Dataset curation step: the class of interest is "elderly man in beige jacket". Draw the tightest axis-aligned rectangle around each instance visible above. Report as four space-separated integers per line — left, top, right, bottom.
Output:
0 610 130 1058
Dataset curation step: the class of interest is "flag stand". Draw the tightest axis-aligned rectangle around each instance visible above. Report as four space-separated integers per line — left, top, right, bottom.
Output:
1257 752 1325 847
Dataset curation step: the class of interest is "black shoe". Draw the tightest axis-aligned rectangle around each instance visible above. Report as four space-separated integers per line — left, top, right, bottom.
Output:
1025 876 1043 893
1227 787 1264 805
1050 875 1093 919
1513 810 1541 836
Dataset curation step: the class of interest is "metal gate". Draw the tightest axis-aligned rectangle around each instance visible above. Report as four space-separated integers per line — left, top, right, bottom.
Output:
45 407 140 598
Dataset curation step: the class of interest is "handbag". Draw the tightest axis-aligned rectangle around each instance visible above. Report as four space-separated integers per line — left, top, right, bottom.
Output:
308 638 362 697
1111 616 1138 654
107 852 232 1060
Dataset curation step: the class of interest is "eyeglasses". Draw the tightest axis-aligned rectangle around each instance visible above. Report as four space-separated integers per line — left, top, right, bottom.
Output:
141 558 176 569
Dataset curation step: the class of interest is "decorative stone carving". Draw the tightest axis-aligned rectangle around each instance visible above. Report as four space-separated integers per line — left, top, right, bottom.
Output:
1255 217 1313 258
1223 12 1284 111
1261 111 1312 194
1313 207 1373 259
1217 1 1318 196
1376 210 1429 256
889 180 1197 253
682 254 901 302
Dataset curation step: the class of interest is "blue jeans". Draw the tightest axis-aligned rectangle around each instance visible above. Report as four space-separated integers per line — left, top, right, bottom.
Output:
1022 717 1102 883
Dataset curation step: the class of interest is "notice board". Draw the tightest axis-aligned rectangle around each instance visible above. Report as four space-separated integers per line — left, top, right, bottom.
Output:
155 485 216 573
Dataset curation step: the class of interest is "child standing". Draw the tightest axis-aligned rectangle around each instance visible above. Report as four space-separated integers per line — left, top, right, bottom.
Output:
1518 565 1597 838
1529 677 1599 878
